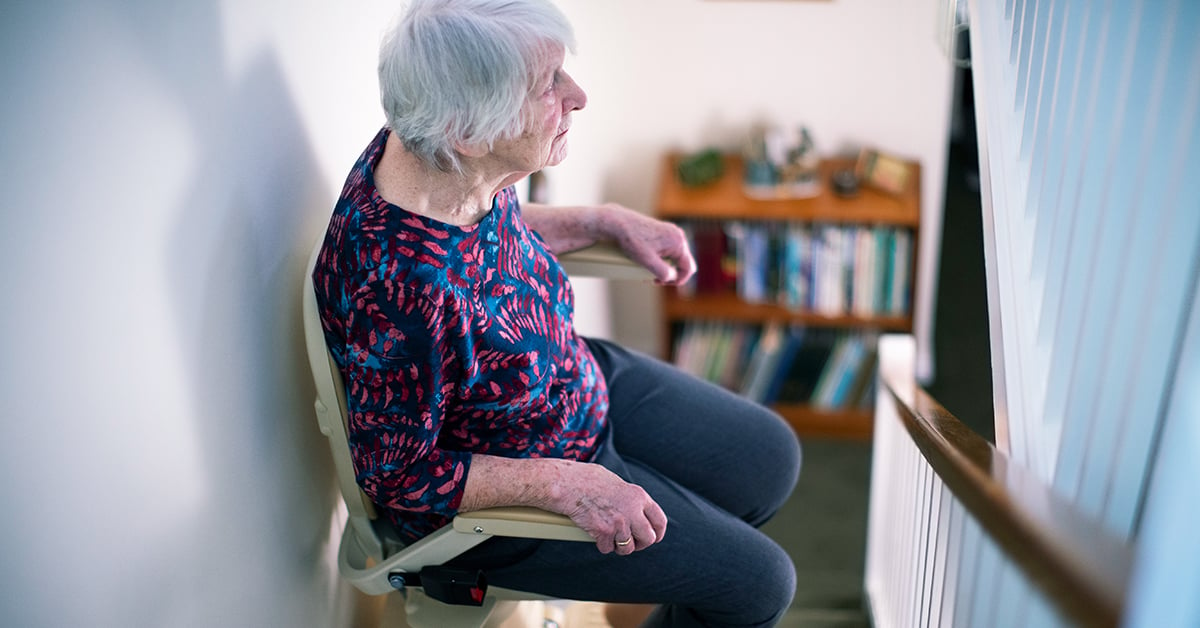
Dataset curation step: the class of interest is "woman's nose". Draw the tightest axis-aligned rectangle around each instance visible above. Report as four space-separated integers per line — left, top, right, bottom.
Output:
562 72 587 112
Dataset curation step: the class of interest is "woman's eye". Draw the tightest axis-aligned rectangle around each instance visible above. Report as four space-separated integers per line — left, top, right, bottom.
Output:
544 71 562 95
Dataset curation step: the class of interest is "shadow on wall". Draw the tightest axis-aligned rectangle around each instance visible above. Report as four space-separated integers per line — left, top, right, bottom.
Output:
165 53 343 625
34 0 345 624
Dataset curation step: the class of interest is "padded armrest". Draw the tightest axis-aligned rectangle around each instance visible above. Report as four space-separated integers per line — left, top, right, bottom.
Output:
454 507 594 542
557 243 655 280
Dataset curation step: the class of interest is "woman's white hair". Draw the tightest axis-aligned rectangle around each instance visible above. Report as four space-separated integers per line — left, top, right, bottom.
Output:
379 0 576 173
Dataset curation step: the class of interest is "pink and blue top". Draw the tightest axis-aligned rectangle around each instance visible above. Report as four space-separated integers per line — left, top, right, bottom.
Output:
312 128 608 542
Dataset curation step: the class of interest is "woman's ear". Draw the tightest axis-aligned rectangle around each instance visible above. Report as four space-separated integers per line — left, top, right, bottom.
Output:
453 139 489 159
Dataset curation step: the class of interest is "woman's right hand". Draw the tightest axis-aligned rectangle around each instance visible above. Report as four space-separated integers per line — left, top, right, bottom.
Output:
459 455 667 555
552 461 668 556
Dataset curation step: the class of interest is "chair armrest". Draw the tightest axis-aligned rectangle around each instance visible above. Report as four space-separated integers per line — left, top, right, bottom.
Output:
557 243 654 281
453 507 594 542
337 507 592 596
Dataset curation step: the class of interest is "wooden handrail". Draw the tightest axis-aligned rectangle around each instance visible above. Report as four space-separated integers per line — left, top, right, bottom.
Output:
880 376 1133 627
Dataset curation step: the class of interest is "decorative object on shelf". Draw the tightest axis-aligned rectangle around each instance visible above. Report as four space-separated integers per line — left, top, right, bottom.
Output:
830 169 860 198
855 148 913 196
675 148 725 187
742 124 821 199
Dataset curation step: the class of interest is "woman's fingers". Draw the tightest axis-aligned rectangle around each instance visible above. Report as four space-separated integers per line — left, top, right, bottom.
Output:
646 500 669 542
612 498 668 555
585 505 665 556
612 525 636 555
625 519 657 553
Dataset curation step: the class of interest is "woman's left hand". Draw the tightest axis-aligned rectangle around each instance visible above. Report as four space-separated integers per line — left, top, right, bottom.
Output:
603 203 696 286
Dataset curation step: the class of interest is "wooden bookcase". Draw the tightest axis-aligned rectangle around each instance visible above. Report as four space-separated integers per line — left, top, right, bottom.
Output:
655 153 921 440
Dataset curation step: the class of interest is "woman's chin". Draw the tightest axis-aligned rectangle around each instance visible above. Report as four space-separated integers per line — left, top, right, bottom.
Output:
545 142 569 167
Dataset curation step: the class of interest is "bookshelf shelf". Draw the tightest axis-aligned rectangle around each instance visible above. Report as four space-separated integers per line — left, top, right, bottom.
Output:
655 152 921 441
775 405 874 440
663 292 913 331
657 155 921 226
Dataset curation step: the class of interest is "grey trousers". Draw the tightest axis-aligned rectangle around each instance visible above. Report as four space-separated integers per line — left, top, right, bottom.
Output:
450 338 803 627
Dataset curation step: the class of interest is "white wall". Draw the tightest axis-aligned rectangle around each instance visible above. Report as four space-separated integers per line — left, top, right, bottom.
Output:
549 0 954 379
0 1 389 626
0 1 951 625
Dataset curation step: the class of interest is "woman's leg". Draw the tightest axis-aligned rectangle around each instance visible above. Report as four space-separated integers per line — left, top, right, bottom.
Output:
456 448 798 628
449 338 802 626
584 337 802 527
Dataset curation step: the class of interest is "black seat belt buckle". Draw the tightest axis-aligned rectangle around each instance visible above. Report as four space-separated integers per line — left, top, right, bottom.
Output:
417 566 488 606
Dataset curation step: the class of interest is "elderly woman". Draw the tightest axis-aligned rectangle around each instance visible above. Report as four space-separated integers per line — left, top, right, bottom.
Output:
313 0 801 625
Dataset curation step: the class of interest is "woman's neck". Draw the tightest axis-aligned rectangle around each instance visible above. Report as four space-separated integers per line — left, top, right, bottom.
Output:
375 133 523 226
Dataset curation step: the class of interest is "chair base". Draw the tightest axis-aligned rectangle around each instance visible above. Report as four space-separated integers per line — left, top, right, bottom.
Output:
382 589 495 628
380 592 616 628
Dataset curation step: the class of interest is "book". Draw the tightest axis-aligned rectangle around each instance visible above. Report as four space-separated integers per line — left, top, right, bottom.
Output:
688 322 716 378
702 323 731 384
720 222 742 293
810 335 850 407
812 225 836 315
693 221 734 294
874 227 892 314
842 226 856 315
737 223 770 303
774 329 838 403
821 226 849 315
761 326 807 405
672 322 697 372
765 223 784 303
845 339 879 409
890 230 911 315
740 322 787 402
721 325 759 391
829 336 867 408
782 223 812 310
851 226 873 317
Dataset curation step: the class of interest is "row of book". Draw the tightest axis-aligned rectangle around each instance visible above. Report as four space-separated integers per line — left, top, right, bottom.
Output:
679 220 913 318
672 322 879 410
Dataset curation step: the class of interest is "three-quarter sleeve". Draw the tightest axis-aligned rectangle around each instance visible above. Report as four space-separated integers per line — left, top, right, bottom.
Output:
340 274 471 520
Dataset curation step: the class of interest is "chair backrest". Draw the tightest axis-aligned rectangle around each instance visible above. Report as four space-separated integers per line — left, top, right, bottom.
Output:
302 236 385 559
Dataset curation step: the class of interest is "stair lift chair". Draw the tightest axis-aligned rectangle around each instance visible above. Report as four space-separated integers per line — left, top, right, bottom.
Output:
302 237 651 627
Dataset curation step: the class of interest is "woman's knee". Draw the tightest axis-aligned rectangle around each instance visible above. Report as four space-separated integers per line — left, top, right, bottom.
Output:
741 408 803 522
761 408 802 484
749 542 798 624
700 537 797 627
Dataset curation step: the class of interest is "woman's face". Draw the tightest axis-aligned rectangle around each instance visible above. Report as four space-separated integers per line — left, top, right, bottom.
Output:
493 43 587 173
